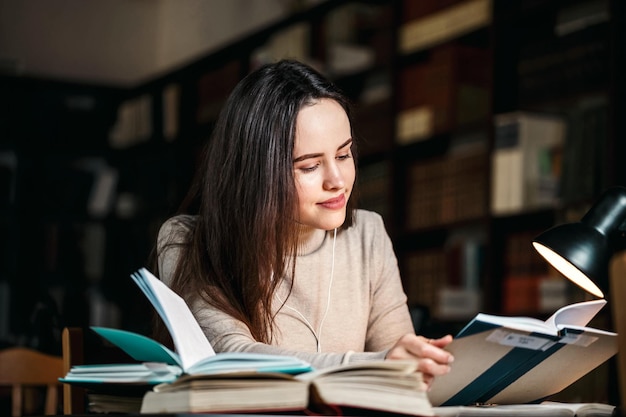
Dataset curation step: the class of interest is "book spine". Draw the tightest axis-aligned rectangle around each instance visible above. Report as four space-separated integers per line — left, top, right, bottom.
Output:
490 112 566 216
395 44 491 144
403 248 446 313
405 145 488 230
399 0 492 54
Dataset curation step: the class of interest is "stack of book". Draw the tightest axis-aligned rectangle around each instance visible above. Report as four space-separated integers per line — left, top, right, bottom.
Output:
61 268 435 416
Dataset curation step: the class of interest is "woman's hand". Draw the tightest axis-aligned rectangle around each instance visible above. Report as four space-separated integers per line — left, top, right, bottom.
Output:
385 334 454 389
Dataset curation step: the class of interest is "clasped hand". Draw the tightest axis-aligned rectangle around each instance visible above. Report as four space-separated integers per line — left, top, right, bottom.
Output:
385 334 454 389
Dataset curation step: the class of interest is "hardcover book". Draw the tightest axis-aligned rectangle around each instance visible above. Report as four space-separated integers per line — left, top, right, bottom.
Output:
428 299 617 406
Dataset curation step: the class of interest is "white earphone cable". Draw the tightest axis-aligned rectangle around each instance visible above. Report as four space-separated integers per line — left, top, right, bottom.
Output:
275 228 336 353
315 227 336 352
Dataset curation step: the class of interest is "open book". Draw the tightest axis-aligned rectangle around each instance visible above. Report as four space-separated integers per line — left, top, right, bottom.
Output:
141 360 434 415
61 267 312 386
429 299 618 406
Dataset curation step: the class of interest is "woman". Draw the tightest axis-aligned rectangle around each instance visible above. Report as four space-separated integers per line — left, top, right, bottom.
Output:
157 59 453 386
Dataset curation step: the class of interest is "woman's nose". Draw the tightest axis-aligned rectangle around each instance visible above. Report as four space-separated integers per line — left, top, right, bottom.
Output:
323 162 346 190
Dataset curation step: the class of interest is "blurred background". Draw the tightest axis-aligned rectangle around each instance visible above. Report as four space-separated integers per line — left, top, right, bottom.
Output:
0 0 624 404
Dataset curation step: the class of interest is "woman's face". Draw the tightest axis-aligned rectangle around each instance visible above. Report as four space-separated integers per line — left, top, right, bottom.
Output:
293 98 355 232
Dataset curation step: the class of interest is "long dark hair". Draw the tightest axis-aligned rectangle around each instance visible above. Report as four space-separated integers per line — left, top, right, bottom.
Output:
161 60 358 343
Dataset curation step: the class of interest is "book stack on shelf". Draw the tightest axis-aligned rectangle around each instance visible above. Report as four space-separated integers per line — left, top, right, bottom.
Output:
357 160 391 221
396 43 491 145
437 230 485 320
517 1 609 106
500 229 559 315
403 248 447 316
392 0 494 329
325 2 395 158
108 94 153 149
405 140 488 230
402 229 485 321
559 96 609 207
196 60 243 126
490 111 566 216
398 0 492 55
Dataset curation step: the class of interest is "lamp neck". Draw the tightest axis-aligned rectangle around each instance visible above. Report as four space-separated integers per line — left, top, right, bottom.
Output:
582 186 626 237
617 219 626 253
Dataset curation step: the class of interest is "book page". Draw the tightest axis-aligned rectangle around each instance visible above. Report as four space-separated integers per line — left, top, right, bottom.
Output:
470 313 554 334
541 401 615 417
434 402 614 416
132 268 215 371
545 299 606 329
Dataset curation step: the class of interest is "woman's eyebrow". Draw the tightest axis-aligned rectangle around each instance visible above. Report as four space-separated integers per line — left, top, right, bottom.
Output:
338 138 353 150
293 138 353 163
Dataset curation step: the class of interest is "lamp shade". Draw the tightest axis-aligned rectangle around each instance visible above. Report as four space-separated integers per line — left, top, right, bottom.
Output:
532 186 626 299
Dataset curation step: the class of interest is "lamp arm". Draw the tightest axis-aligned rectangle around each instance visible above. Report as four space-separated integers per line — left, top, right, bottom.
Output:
582 187 626 235
615 219 626 252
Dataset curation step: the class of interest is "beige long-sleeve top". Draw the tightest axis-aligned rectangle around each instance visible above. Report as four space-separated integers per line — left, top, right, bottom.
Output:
157 209 414 369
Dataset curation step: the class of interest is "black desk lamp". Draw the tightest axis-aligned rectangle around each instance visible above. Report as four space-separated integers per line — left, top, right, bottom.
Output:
532 186 626 407
532 186 626 299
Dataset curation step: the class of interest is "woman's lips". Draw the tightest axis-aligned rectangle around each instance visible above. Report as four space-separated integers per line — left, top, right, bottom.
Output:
319 193 346 210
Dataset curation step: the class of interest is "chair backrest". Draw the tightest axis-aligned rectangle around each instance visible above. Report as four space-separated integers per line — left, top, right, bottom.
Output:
62 327 85 415
0 347 64 417
62 327 136 414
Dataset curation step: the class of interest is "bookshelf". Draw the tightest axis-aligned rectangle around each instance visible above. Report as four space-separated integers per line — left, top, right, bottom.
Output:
488 0 621 320
1 3 624 404
394 0 622 403
0 0 398 347
392 0 493 326
392 0 624 325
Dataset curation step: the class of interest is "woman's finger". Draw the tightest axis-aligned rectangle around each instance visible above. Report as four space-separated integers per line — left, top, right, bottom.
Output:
417 356 452 377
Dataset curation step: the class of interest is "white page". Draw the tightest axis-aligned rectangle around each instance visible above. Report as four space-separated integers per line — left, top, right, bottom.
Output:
470 313 554 334
132 268 215 371
545 299 606 329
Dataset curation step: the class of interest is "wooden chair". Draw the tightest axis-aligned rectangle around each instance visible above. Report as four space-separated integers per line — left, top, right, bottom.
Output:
62 327 85 415
62 327 135 414
0 347 64 417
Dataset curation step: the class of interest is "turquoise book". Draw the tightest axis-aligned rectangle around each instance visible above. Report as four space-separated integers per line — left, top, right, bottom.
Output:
428 299 618 406
61 268 312 385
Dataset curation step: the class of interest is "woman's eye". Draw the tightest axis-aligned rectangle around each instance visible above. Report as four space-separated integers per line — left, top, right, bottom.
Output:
337 153 352 161
299 165 318 173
